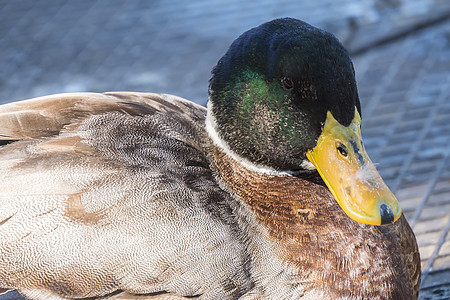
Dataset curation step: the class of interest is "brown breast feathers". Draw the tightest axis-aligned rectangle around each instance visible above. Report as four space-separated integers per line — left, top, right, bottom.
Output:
212 145 420 299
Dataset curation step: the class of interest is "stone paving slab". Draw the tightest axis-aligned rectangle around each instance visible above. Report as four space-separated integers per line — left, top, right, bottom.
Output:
0 0 449 299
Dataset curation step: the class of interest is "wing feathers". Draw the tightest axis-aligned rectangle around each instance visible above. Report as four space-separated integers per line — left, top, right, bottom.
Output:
0 92 251 299
0 92 204 141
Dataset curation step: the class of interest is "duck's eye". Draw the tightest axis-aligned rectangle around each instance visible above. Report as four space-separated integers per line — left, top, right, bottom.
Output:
281 77 294 90
337 143 348 157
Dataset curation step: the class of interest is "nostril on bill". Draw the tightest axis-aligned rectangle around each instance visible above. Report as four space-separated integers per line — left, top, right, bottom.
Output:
380 203 394 225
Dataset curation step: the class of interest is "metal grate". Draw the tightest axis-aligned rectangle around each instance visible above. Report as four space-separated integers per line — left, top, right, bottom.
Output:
353 19 450 298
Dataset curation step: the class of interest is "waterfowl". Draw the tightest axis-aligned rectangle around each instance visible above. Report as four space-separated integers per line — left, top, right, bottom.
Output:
0 18 420 299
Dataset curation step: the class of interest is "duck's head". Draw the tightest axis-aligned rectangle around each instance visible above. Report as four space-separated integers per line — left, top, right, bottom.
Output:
207 18 401 226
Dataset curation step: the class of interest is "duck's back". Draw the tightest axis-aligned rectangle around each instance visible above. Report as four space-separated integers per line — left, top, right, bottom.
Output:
0 92 251 299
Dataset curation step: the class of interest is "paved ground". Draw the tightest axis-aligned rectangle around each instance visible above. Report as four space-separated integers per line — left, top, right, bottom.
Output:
0 0 449 299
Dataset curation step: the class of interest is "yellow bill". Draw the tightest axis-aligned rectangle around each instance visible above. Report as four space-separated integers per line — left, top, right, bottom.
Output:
306 108 401 225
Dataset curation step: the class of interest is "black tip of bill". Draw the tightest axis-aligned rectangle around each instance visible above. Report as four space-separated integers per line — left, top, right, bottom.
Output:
380 203 395 225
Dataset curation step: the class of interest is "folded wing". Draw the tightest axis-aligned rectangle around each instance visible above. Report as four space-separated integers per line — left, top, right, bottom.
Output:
0 92 250 299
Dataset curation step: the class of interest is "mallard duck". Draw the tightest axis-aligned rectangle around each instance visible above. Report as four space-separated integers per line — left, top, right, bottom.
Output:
0 18 420 299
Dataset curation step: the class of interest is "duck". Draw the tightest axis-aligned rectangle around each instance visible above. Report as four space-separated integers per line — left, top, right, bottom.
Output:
0 18 420 300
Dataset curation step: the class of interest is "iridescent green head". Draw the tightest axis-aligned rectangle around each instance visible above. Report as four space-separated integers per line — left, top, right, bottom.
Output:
207 18 403 226
208 18 360 171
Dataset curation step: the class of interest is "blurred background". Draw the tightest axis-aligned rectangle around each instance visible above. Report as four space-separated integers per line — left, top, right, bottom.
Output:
0 0 449 299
